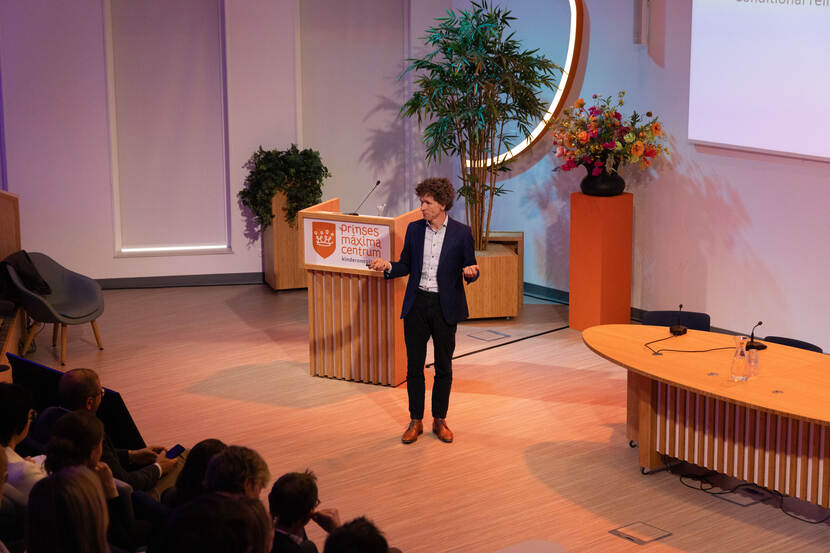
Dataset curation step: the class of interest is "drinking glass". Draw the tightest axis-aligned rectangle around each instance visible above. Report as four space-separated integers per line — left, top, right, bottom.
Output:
731 336 751 382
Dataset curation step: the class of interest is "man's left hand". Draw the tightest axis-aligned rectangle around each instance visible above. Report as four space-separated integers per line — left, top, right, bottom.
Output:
462 265 480 279
129 446 165 465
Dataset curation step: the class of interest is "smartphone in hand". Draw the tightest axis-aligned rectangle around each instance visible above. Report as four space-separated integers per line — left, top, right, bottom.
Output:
165 444 185 459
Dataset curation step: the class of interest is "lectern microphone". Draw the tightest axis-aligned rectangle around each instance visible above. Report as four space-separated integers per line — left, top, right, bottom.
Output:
347 180 381 215
747 321 767 350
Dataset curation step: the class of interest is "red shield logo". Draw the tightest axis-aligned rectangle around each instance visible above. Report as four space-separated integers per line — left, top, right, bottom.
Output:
311 221 336 258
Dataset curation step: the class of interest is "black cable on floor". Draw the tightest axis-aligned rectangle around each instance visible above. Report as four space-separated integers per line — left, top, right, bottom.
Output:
666 460 830 525
426 324 570 367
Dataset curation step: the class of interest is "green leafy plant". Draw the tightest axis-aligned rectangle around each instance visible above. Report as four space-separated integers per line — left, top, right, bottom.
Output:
400 1 562 250
238 144 330 229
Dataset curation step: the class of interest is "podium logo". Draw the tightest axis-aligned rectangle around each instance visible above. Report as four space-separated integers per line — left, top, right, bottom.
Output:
312 222 336 258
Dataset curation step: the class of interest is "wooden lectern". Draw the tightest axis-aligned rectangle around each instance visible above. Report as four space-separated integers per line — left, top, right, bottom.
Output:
298 199 421 386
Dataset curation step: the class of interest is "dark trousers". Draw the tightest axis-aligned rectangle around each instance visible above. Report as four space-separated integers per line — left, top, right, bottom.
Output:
403 289 457 419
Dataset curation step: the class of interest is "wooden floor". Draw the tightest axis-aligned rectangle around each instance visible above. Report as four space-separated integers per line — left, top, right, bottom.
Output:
22 285 830 552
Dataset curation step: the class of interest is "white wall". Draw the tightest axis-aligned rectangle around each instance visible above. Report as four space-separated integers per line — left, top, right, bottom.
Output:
0 0 298 278
491 0 830 343
299 0 409 216
3 0 830 344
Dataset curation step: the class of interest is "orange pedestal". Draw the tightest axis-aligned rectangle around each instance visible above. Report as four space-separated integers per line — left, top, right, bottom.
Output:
568 192 632 331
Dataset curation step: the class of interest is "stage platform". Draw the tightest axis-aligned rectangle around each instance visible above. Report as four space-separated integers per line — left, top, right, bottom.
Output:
19 285 830 553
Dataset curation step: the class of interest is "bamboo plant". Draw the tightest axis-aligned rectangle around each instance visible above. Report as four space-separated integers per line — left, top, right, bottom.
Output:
401 1 561 250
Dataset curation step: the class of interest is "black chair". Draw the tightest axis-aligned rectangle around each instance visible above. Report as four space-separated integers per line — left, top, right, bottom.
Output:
8 353 146 450
641 309 711 331
4 252 104 365
763 336 823 354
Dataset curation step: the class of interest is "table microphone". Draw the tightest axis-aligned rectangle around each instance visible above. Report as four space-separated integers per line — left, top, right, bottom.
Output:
670 304 687 336
747 321 767 350
346 180 381 215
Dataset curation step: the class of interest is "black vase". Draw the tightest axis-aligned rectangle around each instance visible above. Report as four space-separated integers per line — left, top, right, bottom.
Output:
579 167 625 197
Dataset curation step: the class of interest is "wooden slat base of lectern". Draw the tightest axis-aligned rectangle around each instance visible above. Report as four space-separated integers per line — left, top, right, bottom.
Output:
307 270 405 385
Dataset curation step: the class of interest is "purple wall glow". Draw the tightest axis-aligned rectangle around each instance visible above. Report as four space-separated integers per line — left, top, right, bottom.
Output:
0 0 298 278
2 0 830 344
490 0 830 343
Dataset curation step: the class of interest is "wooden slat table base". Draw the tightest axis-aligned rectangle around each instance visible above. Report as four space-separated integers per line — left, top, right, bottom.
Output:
649 378 830 506
307 270 403 385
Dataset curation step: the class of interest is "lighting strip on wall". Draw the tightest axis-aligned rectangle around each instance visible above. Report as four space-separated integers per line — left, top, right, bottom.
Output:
119 244 230 254
470 0 584 168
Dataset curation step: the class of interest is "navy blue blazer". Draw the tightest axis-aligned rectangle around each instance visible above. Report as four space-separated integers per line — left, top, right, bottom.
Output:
386 217 479 325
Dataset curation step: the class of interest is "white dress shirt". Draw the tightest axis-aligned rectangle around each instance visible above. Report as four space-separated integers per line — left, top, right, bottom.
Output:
3 446 47 506
418 216 448 292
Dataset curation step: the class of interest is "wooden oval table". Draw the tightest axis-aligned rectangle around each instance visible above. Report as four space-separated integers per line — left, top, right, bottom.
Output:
583 324 830 507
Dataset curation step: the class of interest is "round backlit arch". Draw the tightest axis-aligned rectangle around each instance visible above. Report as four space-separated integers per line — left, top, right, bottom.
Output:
474 0 584 167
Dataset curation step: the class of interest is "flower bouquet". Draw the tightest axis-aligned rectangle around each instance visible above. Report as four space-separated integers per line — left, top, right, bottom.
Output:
551 91 668 194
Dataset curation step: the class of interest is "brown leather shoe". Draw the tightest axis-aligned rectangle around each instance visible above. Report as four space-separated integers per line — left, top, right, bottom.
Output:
432 418 454 443
401 419 423 444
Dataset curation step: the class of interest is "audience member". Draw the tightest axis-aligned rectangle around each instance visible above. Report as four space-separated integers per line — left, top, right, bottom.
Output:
161 438 227 508
45 411 139 552
26 465 111 553
268 470 340 553
323 517 395 553
59 368 180 498
0 383 46 505
45 411 108 473
0 448 10 553
150 492 272 553
203 445 270 499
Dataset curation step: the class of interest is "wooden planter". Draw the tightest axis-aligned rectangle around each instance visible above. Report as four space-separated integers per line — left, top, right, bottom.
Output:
263 192 307 290
465 231 524 319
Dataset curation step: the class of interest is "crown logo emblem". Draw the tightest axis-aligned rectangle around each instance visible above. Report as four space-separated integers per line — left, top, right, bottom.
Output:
313 229 334 247
311 221 336 258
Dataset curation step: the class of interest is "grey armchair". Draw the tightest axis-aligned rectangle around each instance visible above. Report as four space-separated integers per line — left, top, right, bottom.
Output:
5 252 104 365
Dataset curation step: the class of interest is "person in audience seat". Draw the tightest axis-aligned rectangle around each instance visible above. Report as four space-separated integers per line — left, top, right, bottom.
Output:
323 517 399 553
161 438 227 508
26 465 113 553
0 448 10 553
58 368 181 499
203 445 270 499
151 492 272 553
0 383 47 506
46 410 141 552
268 470 340 553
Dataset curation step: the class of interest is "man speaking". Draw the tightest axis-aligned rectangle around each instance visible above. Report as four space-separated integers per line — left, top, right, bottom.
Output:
369 178 479 444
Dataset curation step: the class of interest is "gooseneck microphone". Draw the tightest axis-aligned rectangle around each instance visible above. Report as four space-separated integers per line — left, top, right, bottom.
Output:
670 304 687 336
747 321 767 350
347 180 381 215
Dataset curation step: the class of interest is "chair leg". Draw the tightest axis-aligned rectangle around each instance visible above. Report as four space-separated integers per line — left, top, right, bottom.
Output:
91 320 103 350
52 324 59 347
21 322 43 356
60 323 67 366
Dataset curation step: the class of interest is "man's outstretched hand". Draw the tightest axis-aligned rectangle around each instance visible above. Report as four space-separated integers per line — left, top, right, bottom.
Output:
368 258 391 272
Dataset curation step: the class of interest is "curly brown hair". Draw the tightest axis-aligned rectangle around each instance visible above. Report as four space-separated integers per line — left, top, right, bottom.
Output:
415 178 455 211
